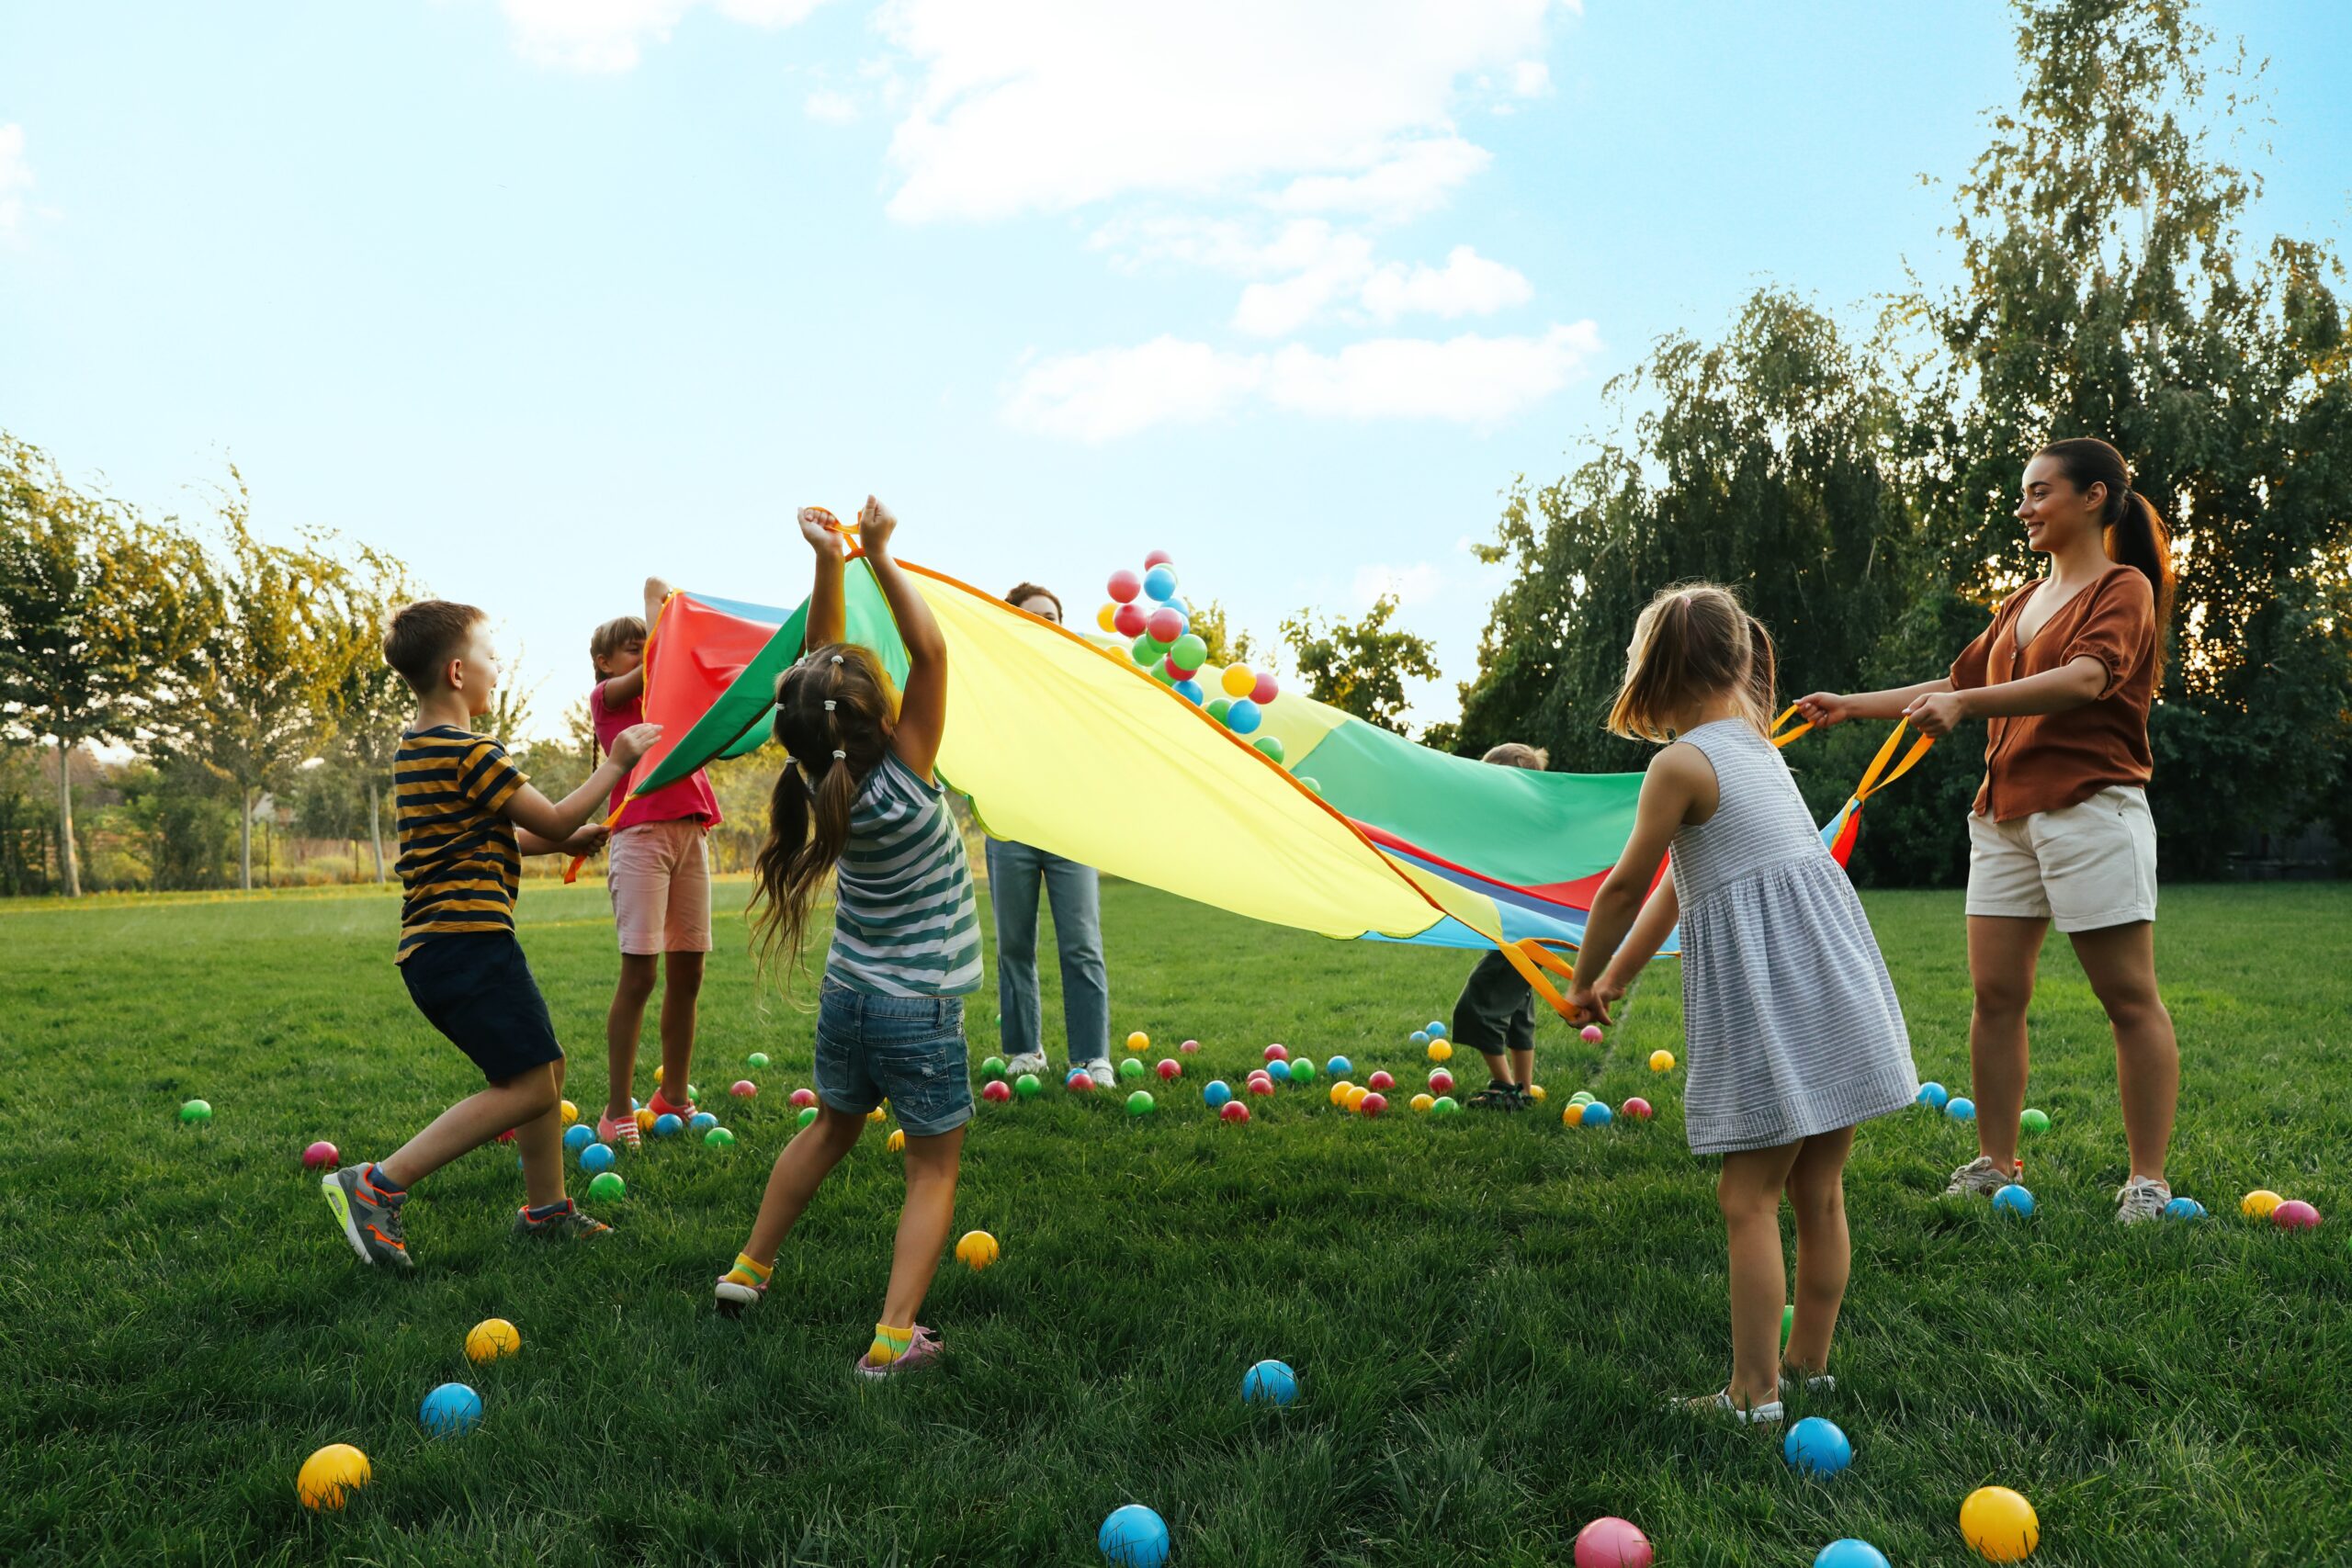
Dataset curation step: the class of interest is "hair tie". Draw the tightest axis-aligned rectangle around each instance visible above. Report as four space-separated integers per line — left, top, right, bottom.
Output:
823 699 836 711
830 654 844 665
831 749 846 760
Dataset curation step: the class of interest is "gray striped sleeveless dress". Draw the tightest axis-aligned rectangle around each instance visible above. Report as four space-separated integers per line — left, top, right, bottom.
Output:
1672 719 1918 1155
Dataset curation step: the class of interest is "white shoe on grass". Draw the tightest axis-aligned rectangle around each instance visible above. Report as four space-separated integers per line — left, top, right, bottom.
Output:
1780 1372 1836 1396
1003 1052 1048 1078
1942 1155 2019 1198
2115 1174 2172 1224
1671 1390 1783 1425
1082 1059 1116 1089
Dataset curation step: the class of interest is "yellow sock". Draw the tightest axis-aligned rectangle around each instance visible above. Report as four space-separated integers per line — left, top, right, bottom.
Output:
866 1322 914 1365
723 1253 772 1289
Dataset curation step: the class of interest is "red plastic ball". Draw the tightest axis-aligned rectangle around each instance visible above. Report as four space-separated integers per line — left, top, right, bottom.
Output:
1146 606 1184 643
1250 671 1280 705
1263 1043 1290 1063
302 1140 339 1169
1220 1100 1250 1123
1428 1068 1455 1094
730 1079 758 1098
1180 1039 1201 1054
1623 1097 1653 1120
1144 549 1176 570
1368 1070 1395 1091
1359 1092 1387 1118
1248 1077 1276 1096
1156 1059 1181 1080
1573 1516 1653 1568
1067 1072 1094 1093
1113 602 1148 637
789 1088 818 1108
982 1079 1012 1103
2274 1199 2323 1230
1108 570 1142 604
496 1128 517 1144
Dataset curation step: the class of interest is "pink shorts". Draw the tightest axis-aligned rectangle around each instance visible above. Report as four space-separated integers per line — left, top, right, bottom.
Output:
608 818 713 955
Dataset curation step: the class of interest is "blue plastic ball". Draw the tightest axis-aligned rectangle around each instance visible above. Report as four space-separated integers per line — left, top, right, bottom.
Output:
2164 1196 2207 1222
1326 1055 1353 1078
561 1123 594 1153
420 1381 484 1438
1945 1096 1976 1122
1782 1416 1852 1475
1409 1031 1430 1048
1916 1081 1949 1109
1814 1541 1889 1568
1174 679 1204 705
1098 1503 1170 1568
1242 1358 1298 1406
1580 1100 1613 1127
1426 1021 1447 1039
1224 697 1262 734
1266 1058 1293 1083
580 1141 616 1175
1142 565 1180 603
1993 1182 2036 1217
1203 1080 1232 1109
652 1112 684 1138
688 1111 718 1133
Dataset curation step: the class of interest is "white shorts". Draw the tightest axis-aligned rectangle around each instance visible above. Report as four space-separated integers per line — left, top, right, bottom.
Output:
1964 785 2157 932
608 818 713 955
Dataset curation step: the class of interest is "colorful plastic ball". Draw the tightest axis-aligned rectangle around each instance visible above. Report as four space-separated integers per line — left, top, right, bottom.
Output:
747 1051 771 1069
2242 1188 2284 1219
2274 1199 2323 1230
886 1129 906 1152
651 1112 683 1138
956 1229 1000 1269
1326 1055 1353 1077
1297 775 1322 794
1015 1073 1043 1099
1206 697 1231 723
1782 1303 1796 1347
1142 564 1179 602
420 1381 484 1438
1224 698 1262 734
1263 1043 1290 1063
1959 1485 2039 1562
1146 606 1184 644
1367 1070 1395 1092
1068 1070 1094 1092
1119 1057 1146 1082
1204 1080 1233 1108
981 1056 1007 1079
1410 1030 1430 1048
1173 678 1204 704
560 1099 579 1126
1580 1023 1604 1043
981 1079 1012 1104
1220 1100 1251 1123
1180 1038 1201 1054
1946 1097 1977 1121
1428 1041 1453 1063
704 1126 735 1147
1344 1086 1370 1111
561 1124 594 1153
2164 1196 2206 1221
1099 1502 1170 1568
796 1106 820 1128
635 1109 656 1133
1143 548 1175 570
1648 1050 1676 1073
1156 1058 1181 1081
1171 632 1207 671
589 1170 627 1201
1131 635 1160 667
1266 1058 1293 1083
1572 1516 1653 1568
1360 1092 1387 1118
1917 1081 1949 1109
1568 1090 1595 1106
1114 601 1148 637
178 1099 212 1123
1288 1057 1317 1083
465 1317 520 1364
579 1142 616 1175
1249 1076 1276 1097
1426 1021 1447 1039
1220 664 1255 698
1992 1183 2036 1217
730 1079 758 1099
1126 1032 1150 1053
1108 569 1142 604
1253 735 1286 764
1623 1097 1654 1121
303 1139 340 1168
1250 671 1279 705
689 1111 718 1132
1431 1096 1462 1116
1096 603 1119 633
1126 1090 1156 1117
787 1087 817 1109
1428 1067 1455 1094
1814 1540 1890 1568
296 1442 371 1512
2019 1106 2049 1133
1782 1416 1852 1474
1242 1359 1298 1405
1586 1101 1617 1127
1409 1093 1434 1112
1327 1080 1351 1104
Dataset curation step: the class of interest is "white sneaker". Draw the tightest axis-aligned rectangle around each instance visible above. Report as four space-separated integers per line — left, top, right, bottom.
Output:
2115 1174 2172 1225
1081 1059 1116 1089
1942 1155 2019 1198
1003 1052 1047 1078
1671 1390 1783 1425
1780 1372 1836 1396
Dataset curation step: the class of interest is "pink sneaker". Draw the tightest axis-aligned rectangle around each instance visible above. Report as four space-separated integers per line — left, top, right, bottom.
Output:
854 1324 943 1379
648 1089 699 1123
597 1111 641 1152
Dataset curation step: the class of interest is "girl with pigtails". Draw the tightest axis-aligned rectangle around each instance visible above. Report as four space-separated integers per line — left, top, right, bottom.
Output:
712 498 982 1378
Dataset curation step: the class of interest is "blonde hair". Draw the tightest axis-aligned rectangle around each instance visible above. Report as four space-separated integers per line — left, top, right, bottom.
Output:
1606 583 1774 743
590 615 646 679
1480 742 1550 770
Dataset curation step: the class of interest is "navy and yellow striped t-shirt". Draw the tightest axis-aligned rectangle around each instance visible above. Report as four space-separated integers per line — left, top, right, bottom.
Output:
392 726 528 963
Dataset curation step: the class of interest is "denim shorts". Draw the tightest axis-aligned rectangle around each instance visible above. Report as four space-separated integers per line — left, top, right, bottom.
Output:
813 977 973 1137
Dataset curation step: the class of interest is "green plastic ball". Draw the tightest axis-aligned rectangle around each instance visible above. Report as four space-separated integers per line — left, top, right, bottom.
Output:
178 1099 212 1123
747 1051 769 1069
2019 1108 2050 1134
1288 1057 1317 1084
588 1171 626 1201
1431 1096 1462 1116
1781 1303 1795 1348
1206 698 1231 723
796 1105 819 1129
1568 1091 1595 1106
982 1056 1007 1079
1253 735 1287 765
1014 1073 1043 1099
704 1126 735 1147
1118 1056 1146 1081
1297 776 1322 795
1125 1090 1156 1117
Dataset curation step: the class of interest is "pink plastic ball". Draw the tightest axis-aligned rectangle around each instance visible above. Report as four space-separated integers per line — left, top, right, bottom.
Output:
1573 1517 1653 1568
1250 671 1280 705
729 1079 757 1098
1580 1024 1604 1043
1360 1092 1387 1118
1156 1059 1181 1081
1263 1043 1290 1063
1147 606 1184 644
1248 1077 1276 1097
1368 1070 1395 1091
1428 1067 1455 1095
1179 1039 1202 1054
789 1088 818 1109
1114 602 1148 637
496 1129 516 1144
302 1140 339 1169
1144 549 1175 570
2274 1199 2323 1230
1108 570 1142 604
1623 1097 1654 1121
981 1079 1012 1103
1220 1100 1250 1123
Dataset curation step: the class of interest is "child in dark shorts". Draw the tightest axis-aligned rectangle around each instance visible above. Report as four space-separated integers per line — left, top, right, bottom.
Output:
1458 742 1554 1111
319 598 659 1271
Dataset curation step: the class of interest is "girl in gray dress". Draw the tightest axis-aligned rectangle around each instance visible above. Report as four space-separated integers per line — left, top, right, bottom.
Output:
1571 585 1917 1427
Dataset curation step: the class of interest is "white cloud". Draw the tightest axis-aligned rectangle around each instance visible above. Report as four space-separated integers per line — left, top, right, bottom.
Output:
804 88 859 123
1231 227 1374 337
0 124 30 236
1003 321 1599 441
1510 59 1552 96
1352 561 1444 608
878 0 1555 222
1360 245 1532 322
497 0 829 73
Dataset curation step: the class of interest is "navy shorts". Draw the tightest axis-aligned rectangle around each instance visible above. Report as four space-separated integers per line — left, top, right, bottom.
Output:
813 976 972 1137
401 932 565 1084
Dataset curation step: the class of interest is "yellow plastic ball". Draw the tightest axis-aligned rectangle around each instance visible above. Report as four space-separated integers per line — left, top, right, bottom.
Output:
1426 1041 1453 1063
2242 1189 2284 1220
465 1317 521 1365
1409 1092 1434 1112
296 1443 371 1512
886 1129 906 1153
1220 664 1255 698
955 1229 1001 1270
1125 1031 1149 1053
1329 1080 1352 1106
635 1108 655 1132
867 1106 888 1123
1096 602 1118 633
1563 1104 1579 1127
1344 1086 1369 1111
1649 1050 1677 1073
652 1065 663 1083
1959 1485 2040 1562
560 1099 578 1126
1526 1084 1546 1102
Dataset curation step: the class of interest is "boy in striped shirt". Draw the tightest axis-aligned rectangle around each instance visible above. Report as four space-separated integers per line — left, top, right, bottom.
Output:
321 599 659 1270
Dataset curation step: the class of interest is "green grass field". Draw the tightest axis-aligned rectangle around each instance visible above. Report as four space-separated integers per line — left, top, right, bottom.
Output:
2 878 2346 1566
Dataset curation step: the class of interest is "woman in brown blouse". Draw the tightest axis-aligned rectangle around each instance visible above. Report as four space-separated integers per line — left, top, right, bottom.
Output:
1797 438 2183 1224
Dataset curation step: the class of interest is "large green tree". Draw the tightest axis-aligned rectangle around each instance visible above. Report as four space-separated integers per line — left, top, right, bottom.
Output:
318 545 417 883
1281 593 1441 737
0 434 213 896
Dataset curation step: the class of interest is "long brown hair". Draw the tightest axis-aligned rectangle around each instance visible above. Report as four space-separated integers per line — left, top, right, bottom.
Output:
2037 436 2176 667
1606 583 1770 742
746 643 901 982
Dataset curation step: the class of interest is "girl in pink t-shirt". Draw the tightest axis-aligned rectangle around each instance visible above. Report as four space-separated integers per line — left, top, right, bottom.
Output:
588 577 722 1149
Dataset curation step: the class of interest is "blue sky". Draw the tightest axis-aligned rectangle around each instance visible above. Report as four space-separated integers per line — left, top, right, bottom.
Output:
4 1 2346 737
